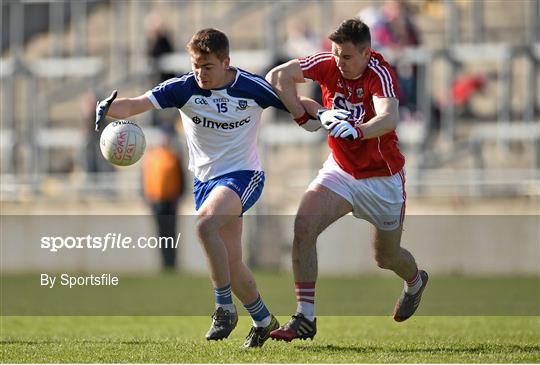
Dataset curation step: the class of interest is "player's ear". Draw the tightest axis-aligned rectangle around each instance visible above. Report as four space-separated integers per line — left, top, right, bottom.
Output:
362 46 371 58
222 56 230 69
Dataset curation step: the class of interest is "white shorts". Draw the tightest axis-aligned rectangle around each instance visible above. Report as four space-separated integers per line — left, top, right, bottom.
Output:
308 155 406 231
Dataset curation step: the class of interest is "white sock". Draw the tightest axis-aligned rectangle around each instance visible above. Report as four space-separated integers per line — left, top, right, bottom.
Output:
296 301 315 322
253 315 271 328
404 270 423 295
216 303 236 313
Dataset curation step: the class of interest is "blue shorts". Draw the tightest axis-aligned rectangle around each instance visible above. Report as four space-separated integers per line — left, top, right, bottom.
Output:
193 170 265 215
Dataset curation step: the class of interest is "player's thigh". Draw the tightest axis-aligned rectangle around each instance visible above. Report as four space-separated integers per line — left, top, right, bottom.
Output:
197 186 242 232
295 184 353 239
220 217 243 265
371 224 403 258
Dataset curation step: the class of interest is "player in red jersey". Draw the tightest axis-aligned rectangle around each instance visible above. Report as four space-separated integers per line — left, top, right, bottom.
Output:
266 18 428 342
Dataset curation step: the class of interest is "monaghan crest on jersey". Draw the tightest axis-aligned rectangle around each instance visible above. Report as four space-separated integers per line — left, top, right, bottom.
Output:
237 100 248 110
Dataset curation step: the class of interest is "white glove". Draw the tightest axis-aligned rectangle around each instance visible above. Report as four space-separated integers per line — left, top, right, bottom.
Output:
318 108 351 131
330 120 359 140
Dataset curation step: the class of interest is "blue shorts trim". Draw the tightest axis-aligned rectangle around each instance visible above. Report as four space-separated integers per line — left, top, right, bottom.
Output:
193 170 265 215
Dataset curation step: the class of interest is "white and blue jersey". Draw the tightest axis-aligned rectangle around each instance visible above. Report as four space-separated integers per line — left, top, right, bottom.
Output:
145 68 286 182
145 68 286 214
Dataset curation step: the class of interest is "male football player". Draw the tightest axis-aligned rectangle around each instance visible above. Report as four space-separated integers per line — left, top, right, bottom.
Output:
95 28 318 348
266 18 428 342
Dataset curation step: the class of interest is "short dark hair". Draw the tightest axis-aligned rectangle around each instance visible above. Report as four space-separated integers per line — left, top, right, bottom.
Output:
328 18 371 50
186 28 229 60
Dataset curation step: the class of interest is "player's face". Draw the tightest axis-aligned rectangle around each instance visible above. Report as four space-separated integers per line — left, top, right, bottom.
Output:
332 41 371 80
190 53 230 89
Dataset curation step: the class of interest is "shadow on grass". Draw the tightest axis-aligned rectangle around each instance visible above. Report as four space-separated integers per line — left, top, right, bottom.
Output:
297 343 540 354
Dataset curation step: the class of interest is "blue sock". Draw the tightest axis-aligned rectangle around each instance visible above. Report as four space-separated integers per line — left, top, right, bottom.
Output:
244 295 271 327
214 284 235 313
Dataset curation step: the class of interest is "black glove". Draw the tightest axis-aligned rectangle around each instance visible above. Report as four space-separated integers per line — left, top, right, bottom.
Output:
95 90 118 131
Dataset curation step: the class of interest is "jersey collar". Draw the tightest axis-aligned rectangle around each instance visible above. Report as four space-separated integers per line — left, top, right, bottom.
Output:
208 68 239 91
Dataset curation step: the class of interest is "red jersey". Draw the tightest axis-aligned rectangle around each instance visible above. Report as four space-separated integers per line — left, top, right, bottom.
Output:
298 50 405 179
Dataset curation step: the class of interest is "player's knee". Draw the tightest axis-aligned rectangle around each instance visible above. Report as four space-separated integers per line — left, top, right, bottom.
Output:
293 215 319 245
195 216 219 240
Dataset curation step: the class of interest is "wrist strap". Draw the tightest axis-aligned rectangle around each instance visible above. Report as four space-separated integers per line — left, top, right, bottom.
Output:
294 111 310 126
356 126 365 140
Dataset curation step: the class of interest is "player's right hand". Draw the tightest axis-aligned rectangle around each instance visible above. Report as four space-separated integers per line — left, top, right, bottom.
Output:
330 120 360 140
95 90 118 132
318 108 352 131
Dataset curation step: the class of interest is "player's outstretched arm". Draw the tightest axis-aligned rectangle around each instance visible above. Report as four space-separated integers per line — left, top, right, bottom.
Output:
267 61 323 131
298 96 322 117
95 91 154 131
265 60 306 118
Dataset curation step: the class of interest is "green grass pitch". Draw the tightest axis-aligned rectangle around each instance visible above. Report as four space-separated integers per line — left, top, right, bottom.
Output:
1 316 539 363
1 273 539 362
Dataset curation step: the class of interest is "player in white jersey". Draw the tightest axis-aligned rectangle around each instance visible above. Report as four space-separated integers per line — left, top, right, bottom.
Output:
94 28 301 348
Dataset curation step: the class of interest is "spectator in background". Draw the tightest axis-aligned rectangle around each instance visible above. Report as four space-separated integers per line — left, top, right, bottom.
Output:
450 73 487 117
377 0 420 50
146 13 176 83
145 13 177 128
357 5 386 49
142 126 186 270
284 22 322 60
422 73 488 152
362 0 421 115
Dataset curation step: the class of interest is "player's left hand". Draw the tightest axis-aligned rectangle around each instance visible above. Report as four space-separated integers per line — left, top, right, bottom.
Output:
330 120 362 140
318 108 352 131
95 90 117 132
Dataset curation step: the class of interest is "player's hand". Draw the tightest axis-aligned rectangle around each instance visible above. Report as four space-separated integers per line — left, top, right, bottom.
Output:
330 120 361 140
318 108 351 131
95 90 118 132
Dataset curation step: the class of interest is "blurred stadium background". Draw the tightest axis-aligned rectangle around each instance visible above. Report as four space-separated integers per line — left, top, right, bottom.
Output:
1 0 539 275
